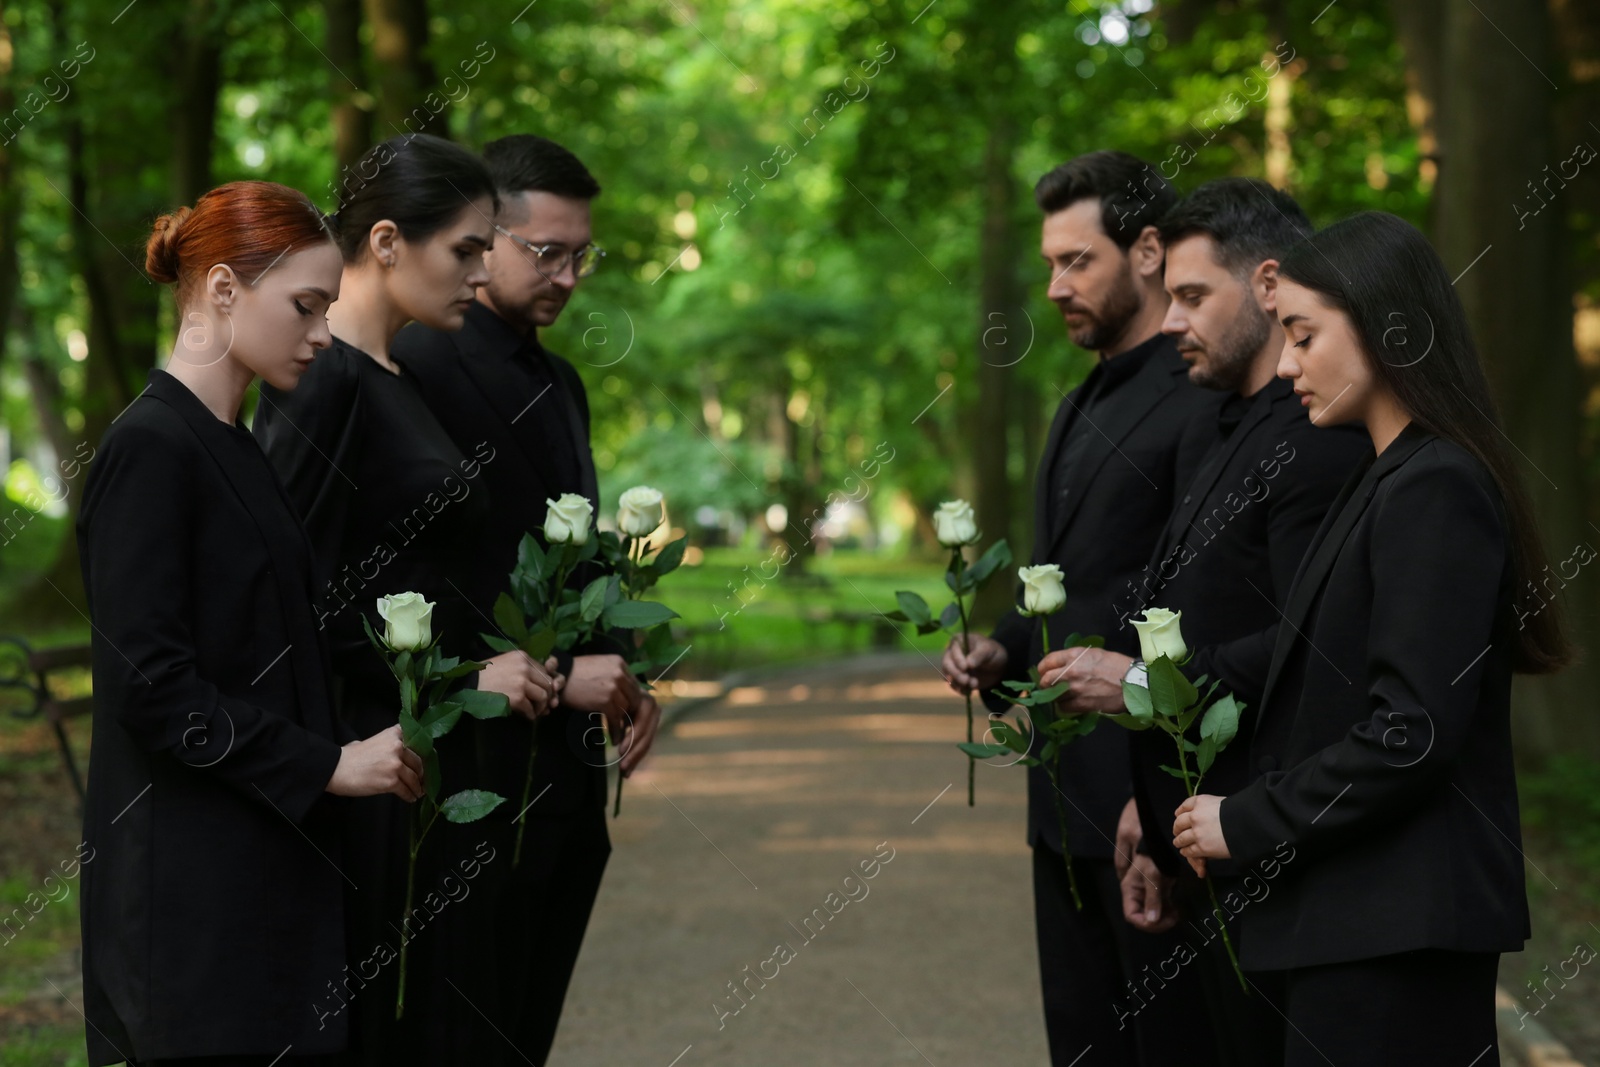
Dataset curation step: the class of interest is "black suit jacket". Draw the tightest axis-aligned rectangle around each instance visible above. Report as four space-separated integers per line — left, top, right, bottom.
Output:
982 334 1214 856
393 302 617 815
1218 424 1530 970
1127 378 1367 874
76 369 348 1063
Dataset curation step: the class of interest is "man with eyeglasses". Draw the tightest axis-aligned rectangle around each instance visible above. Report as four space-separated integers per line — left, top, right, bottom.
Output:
394 133 655 1065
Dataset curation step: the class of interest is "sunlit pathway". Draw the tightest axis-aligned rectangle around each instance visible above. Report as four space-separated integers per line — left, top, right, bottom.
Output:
550 653 1050 1065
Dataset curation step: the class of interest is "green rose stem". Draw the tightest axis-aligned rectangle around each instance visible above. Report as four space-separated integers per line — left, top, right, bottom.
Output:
1166 720 1246 994
396 800 443 1020
951 546 976 807
1037 616 1082 910
514 550 573 868
613 536 644 819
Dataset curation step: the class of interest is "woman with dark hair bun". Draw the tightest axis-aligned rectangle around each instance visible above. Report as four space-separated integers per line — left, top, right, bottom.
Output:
254 134 559 1065
1172 210 1571 1065
78 180 425 1067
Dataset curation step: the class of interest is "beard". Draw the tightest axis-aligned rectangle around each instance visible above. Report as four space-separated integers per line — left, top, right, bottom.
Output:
1059 261 1143 352
1186 301 1272 390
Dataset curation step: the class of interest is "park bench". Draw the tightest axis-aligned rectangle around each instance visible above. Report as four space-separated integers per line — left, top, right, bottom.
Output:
0 635 93 806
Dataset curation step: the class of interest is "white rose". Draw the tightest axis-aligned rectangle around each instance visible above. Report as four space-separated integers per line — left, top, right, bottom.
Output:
377 591 434 651
1131 607 1188 664
544 493 594 545
933 499 980 547
617 485 665 538
1018 564 1066 616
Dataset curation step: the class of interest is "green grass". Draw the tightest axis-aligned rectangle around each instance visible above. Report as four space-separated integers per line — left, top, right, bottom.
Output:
660 545 953 675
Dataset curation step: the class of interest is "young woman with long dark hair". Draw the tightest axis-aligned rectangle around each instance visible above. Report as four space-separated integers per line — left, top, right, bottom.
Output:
1171 210 1570 1065
78 180 424 1067
253 134 558 1065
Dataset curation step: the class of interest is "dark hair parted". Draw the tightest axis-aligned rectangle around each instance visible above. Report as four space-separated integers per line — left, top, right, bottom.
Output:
332 134 499 263
1158 177 1312 277
1279 211 1571 674
482 134 601 203
146 180 335 301
1033 150 1176 250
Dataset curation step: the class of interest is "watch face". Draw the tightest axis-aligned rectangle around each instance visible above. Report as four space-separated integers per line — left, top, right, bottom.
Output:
1126 663 1149 688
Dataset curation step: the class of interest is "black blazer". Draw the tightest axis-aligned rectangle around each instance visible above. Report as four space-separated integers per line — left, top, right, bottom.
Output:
1218 424 1530 970
1127 378 1367 874
393 302 617 815
76 369 348 1063
982 334 1214 856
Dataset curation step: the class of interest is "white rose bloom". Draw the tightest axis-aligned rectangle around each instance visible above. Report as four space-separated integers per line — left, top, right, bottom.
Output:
377 591 434 651
617 485 665 537
1131 607 1188 664
544 493 594 545
933 499 980 547
1018 564 1066 616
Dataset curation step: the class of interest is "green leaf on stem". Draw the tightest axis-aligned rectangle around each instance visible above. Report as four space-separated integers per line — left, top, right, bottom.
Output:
520 626 558 660
1196 735 1218 776
1200 694 1242 750
440 789 506 824
653 536 688 576
603 600 679 629
966 539 1013 585
420 701 463 739
957 742 1012 759
579 576 610 624
494 593 530 643
1123 681 1155 722
458 689 512 720
938 602 962 631
894 591 932 627
1147 655 1198 720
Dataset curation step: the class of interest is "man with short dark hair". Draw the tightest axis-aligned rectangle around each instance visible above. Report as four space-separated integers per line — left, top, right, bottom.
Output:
943 150 1217 1066
394 134 658 1064
1046 177 1368 1066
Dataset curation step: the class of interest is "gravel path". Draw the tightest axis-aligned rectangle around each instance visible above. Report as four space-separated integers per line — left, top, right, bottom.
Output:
547 654 1051 1066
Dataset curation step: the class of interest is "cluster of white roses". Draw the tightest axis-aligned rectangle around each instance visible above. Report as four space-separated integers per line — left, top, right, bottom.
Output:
542 486 667 546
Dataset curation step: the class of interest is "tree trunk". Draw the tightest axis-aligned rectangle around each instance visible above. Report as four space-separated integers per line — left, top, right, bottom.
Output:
1432 0 1598 759
327 0 373 188
1390 0 1446 219
171 0 222 205
969 8 1025 626
364 0 445 141
0 0 20 376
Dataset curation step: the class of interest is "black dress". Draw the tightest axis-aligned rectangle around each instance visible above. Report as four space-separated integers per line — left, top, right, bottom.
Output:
77 369 348 1064
253 337 507 1066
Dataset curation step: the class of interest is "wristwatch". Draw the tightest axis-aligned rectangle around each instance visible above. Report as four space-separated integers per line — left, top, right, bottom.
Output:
1123 658 1149 688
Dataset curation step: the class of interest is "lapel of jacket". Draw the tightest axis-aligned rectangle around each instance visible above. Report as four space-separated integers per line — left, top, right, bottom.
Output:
1151 386 1278 565
146 371 336 735
451 332 561 505
1252 423 1434 734
1030 384 1085 563
1041 346 1185 563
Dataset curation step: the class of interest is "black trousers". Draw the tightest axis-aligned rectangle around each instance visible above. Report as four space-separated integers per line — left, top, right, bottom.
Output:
1175 878 1286 1067
1033 845 1220 1067
496 800 612 1065
1281 948 1500 1066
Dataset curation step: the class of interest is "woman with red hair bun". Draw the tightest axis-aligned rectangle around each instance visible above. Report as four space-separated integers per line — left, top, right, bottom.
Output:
77 180 424 1067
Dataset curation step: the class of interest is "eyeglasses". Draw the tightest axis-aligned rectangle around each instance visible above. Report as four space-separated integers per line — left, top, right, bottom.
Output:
494 225 605 280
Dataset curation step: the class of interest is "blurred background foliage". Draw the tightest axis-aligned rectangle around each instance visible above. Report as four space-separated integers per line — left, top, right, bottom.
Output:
2 0 1598 753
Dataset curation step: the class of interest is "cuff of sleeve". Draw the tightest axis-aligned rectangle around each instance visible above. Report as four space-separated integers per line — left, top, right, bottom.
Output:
553 649 576 678
277 734 345 824
1218 786 1278 868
